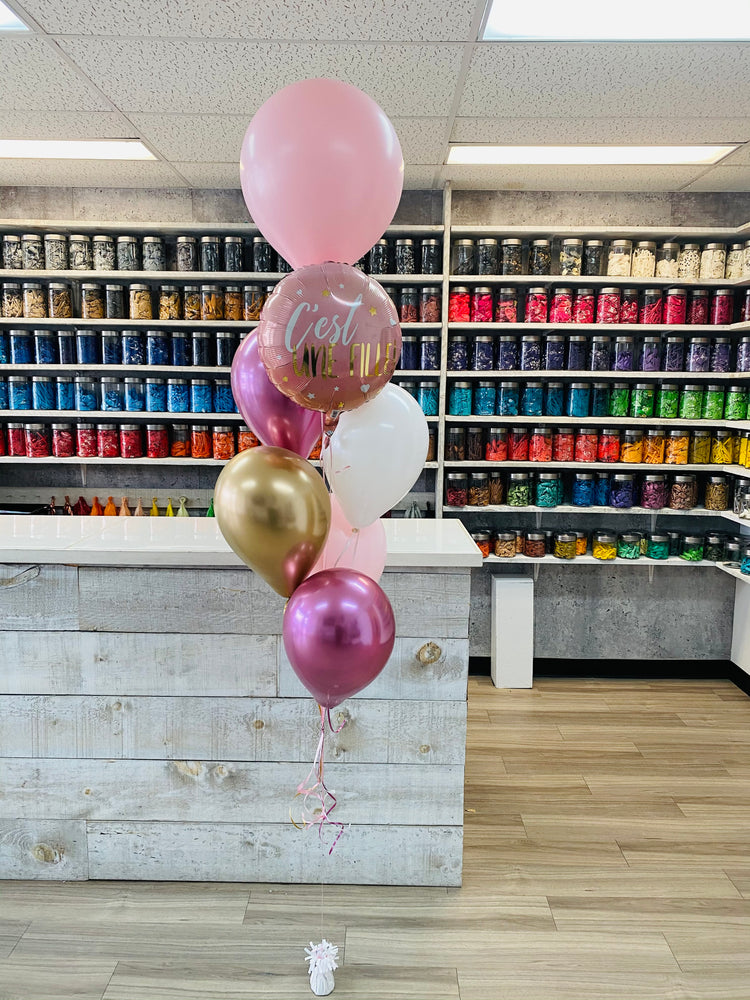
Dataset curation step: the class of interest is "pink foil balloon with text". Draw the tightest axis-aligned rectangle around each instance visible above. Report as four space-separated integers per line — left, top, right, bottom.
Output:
257 262 401 413
283 569 396 708
230 332 321 458
307 494 387 583
239 78 404 270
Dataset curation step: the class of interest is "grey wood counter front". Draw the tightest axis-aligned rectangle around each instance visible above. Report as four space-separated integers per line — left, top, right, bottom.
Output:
0 518 481 885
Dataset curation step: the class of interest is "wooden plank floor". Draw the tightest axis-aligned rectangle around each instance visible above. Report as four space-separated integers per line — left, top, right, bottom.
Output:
1 675 749 999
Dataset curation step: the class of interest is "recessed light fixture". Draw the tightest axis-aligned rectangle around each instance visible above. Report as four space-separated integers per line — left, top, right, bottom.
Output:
446 145 739 166
0 1 28 30
481 0 750 40
0 139 156 160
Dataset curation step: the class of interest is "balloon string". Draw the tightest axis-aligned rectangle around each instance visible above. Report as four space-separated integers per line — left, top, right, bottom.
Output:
290 703 346 854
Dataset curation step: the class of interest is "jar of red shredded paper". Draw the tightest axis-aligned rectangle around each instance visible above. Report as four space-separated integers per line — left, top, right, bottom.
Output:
574 429 598 463
596 288 621 324
710 289 734 325
51 423 74 458
96 424 119 458
448 287 470 323
524 288 548 323
572 289 595 324
639 289 663 325
553 429 575 462
120 424 142 459
549 288 572 324
76 423 96 458
485 427 508 461
597 428 621 463
470 287 493 323
146 424 169 459
664 288 687 325
509 426 529 461
7 423 26 457
25 423 50 458
619 288 639 324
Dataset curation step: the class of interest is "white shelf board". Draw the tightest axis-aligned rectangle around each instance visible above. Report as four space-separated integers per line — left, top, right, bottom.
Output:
444 503 747 524
0 220 443 238
484 553 717 567
444 460 721 472
0 269 284 282
717 562 750 585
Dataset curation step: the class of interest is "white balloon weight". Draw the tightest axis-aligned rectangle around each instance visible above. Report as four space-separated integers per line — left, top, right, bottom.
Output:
323 383 429 527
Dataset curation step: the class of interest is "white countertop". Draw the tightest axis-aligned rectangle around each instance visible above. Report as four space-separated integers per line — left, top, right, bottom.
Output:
0 515 482 569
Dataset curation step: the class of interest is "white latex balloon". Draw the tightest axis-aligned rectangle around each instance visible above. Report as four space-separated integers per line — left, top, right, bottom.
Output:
323 384 429 527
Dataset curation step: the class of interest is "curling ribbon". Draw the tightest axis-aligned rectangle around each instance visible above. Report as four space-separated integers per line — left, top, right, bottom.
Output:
290 704 347 854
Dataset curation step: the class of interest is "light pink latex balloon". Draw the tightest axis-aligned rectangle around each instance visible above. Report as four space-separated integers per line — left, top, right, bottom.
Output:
240 78 404 269
307 494 386 583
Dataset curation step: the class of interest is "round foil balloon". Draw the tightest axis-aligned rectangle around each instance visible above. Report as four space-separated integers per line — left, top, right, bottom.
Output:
257 263 401 413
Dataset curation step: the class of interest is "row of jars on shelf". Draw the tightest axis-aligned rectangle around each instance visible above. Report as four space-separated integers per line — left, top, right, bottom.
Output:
447 379 749 421
447 468 728 511
448 285 742 325
451 238 750 281
446 424 749 467
469 526 748 567
0 281 274 322
0 232 290 274
0 373 238 414
446 332 745 374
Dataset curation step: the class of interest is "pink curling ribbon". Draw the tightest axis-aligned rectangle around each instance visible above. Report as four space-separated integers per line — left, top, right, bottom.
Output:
290 704 347 854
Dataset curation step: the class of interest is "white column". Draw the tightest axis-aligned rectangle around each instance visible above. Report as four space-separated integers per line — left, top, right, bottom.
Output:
490 575 534 689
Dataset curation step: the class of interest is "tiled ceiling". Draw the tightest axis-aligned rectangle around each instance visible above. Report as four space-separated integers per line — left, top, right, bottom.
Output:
0 0 749 192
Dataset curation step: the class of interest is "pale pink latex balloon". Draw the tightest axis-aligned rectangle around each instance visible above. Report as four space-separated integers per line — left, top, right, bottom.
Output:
307 494 386 583
239 78 404 269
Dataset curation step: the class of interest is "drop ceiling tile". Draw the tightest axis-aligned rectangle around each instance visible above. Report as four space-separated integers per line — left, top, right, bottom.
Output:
0 110 134 139
128 114 248 162
403 165 440 190
715 142 750 165
392 118 450 164
459 43 750 119
681 166 750 191
0 37 111 111
171 162 241 188
451 117 750 145
55 39 464 117
0 158 188 188
442 164 707 192
23 0 478 41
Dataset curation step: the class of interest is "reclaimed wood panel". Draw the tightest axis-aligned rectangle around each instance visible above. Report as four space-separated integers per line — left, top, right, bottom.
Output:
86 822 463 885
0 758 463 825
0 631 278 696
0 564 79 631
278 636 469 702
379 572 471 638
0 696 467 765
0 819 88 880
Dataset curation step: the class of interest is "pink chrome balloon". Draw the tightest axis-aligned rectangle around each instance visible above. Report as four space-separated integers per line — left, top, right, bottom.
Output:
257 262 401 413
283 569 395 708
239 78 404 269
306 494 386 583
231 332 321 458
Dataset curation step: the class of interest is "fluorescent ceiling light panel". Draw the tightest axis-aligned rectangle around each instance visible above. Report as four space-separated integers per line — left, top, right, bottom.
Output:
446 145 739 165
482 0 750 40
0 1 28 29
0 139 156 160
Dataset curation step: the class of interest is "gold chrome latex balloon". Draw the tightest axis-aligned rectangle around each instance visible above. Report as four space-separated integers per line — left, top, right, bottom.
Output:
215 446 330 597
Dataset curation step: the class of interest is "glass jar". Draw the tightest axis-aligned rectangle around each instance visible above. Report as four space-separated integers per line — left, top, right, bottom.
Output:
535 472 559 506
593 530 617 560
529 240 551 276
445 472 468 507
572 472 595 507
444 336 467 372
222 235 243 272
529 426 553 463
238 425 259 453
399 288 418 324
368 239 391 275
451 240 475 275
448 286 470 323
170 424 191 458
97 423 119 458
620 429 644 463
664 288 687 325
497 381 519 416
663 337 685 373
476 239 499 276
589 335 612 371
705 475 729 511
419 380 440 416
613 336 635 372
583 240 604 277
46 282 72 319
554 532 576 560
669 474 696 509
142 329 168 367
553 428 575 462
224 285 242 321
702 532 724 562
524 532 546 558
117 236 139 271
520 335 542 371
680 534 704 562
710 289 734 325
24 423 50 458
420 239 441 275
420 287 441 323
469 336 493 373
509 427 529 461
566 382 590 418
197 235 220 272
711 429 734 465
145 424 169 459
471 287 493 323
644 532 669 560
167 378 189 413
126 283 150 320
56 377 74 410
524 288 548 323
30 375 54 411
494 287 518 323
596 287 621 324
567 335 588 370
75 423 96 458
617 531 641 559
2 283 22 318
507 472 531 507
467 426 484 461
8 375 31 410
664 430 689 465
119 331 143 366
494 532 516 559
575 429 598 463
192 330 211 366
700 243 726 281
176 236 198 271
120 424 142 459
2 234 22 269
190 378 213 413
656 243 679 279
123 377 144 411
677 384 703 420
201 284 223 321
590 382 609 417
549 288 572 324
545 381 564 416
638 337 661 372
145 377 167 412
639 288 663 325
689 429 711 464
501 239 523 276
213 426 235 461
630 383 654 418
641 474 668 509
217 331 237 368
642 428 665 465
6 423 24 457
400 335 418 370
8 329 31 364
598 428 621 464
605 382 628 417
725 385 748 421
709 337 730 374
50 422 74 458
677 244 701 281
686 288 709 326
99 376 122 412
191 425 211 459
92 234 115 271
572 289 595 324
631 241 656 277
141 236 164 272
74 376 98 411
448 381 472 416
446 426 466 461
560 239 583 276
725 243 744 280
170 330 190 367
684 337 710 373
486 426 507 461
154 285 181 320
607 240 632 277
21 233 43 270
468 472 490 506
22 282 46 318
521 382 543 417
701 384 725 421
618 288 638 325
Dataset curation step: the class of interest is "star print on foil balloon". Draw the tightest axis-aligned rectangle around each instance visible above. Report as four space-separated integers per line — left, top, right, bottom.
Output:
257 262 402 413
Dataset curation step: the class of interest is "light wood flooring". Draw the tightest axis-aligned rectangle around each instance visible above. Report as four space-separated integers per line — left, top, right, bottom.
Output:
1 675 750 1000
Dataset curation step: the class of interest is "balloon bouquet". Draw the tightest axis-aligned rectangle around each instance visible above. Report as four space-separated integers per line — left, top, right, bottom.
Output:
214 79 429 854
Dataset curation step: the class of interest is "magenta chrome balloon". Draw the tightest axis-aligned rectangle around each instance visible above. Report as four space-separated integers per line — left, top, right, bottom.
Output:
283 568 395 708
